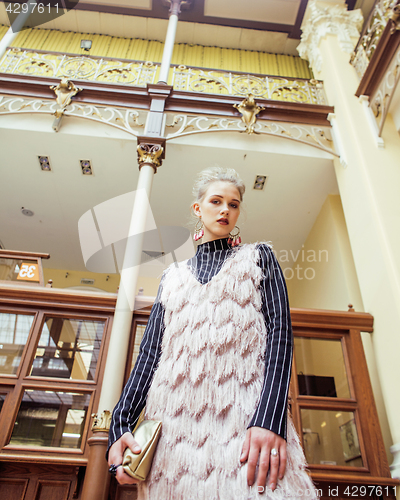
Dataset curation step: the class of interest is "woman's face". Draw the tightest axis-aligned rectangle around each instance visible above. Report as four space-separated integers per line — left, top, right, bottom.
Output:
193 181 241 243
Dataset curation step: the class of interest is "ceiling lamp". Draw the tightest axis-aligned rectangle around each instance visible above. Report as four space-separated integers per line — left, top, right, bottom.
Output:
38 156 51 171
253 175 267 190
80 40 92 52
80 160 93 175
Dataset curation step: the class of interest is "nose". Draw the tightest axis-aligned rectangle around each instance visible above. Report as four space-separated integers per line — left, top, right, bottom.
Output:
220 205 229 215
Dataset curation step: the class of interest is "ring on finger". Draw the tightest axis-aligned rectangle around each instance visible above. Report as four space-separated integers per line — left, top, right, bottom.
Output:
270 448 279 457
109 463 122 476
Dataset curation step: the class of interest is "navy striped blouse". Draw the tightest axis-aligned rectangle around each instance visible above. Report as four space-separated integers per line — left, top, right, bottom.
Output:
108 237 293 453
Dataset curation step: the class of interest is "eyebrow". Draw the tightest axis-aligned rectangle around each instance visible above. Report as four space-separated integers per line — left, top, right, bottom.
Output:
210 194 240 203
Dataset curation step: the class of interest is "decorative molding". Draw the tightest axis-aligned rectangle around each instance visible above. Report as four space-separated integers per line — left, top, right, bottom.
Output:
50 78 82 131
0 95 146 136
327 113 348 167
351 0 399 80
50 79 82 119
171 65 327 105
359 95 385 147
165 113 338 157
91 410 112 432
0 93 337 155
370 43 400 136
0 72 334 127
0 48 159 86
391 3 400 33
298 0 364 72
137 138 166 170
233 94 265 134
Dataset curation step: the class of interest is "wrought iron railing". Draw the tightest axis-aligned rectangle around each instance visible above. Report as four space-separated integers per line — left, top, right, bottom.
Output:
170 65 326 104
0 48 160 86
0 48 327 106
351 0 399 79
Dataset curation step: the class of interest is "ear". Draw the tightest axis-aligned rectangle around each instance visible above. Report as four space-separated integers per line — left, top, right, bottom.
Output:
192 202 201 217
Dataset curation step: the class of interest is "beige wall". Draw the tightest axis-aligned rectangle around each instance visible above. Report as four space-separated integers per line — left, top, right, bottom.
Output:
43 268 160 297
286 194 393 465
286 194 363 312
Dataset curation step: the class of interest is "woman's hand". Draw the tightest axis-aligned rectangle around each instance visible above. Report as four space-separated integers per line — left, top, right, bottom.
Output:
240 427 286 492
108 432 142 485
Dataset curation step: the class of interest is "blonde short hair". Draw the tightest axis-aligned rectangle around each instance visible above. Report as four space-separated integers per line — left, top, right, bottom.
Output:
192 166 245 203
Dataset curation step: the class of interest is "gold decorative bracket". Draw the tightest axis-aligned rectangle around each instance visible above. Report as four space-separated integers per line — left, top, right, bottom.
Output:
50 78 82 132
137 136 166 171
233 94 265 134
91 410 112 432
390 4 400 34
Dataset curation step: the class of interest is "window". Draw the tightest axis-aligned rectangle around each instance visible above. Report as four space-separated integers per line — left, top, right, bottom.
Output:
0 313 34 375
31 317 105 380
10 390 90 449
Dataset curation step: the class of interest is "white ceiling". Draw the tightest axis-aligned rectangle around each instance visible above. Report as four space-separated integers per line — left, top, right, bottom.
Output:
204 0 301 25
0 2 300 55
0 111 338 276
83 0 153 9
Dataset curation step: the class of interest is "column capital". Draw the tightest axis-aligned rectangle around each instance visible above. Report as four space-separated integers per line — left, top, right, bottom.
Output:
137 136 166 171
298 0 363 72
162 0 193 17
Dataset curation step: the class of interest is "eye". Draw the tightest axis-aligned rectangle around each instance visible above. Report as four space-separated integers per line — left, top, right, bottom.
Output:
230 203 238 209
211 199 220 204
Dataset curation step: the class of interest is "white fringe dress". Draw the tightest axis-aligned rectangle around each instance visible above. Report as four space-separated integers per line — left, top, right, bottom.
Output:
135 242 319 500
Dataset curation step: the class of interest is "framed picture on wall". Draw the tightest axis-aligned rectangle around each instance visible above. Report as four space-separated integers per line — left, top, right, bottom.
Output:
339 418 361 462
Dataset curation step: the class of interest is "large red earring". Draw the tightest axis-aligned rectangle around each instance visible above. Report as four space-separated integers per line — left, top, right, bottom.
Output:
228 226 241 246
194 217 204 241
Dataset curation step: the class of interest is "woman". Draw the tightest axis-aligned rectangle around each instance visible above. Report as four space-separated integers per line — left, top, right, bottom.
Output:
108 167 319 499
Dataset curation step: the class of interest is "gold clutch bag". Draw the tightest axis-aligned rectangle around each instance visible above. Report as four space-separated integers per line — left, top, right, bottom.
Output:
122 419 162 481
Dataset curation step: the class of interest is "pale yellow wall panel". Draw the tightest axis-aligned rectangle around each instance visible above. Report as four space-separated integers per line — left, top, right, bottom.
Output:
171 44 183 65
68 32 84 54
145 41 162 63
107 37 123 59
231 49 241 72
8 28 27 47
13 28 37 49
14 29 31 48
52 31 69 52
116 38 131 59
42 30 63 52
90 34 108 57
134 40 149 61
0 25 8 39
4 27 312 78
126 39 141 60
43 31 61 52
121 38 132 60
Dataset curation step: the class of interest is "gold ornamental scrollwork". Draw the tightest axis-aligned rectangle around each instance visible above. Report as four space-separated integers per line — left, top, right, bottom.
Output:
233 94 265 134
137 143 164 170
50 78 82 119
91 410 112 432
390 4 400 33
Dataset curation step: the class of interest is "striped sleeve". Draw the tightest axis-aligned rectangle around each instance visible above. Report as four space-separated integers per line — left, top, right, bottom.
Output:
247 243 293 439
107 275 165 456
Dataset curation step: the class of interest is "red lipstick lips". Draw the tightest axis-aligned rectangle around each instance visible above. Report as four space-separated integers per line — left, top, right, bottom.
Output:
218 218 229 225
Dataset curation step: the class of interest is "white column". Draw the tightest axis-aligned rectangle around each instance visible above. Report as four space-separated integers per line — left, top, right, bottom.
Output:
158 0 181 83
298 0 400 473
97 163 155 416
0 0 37 59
